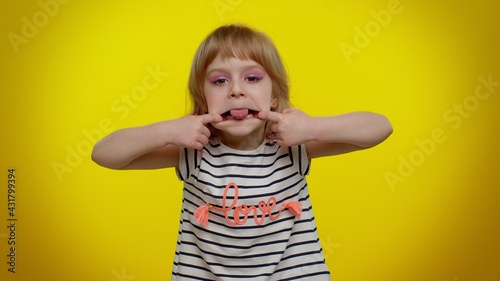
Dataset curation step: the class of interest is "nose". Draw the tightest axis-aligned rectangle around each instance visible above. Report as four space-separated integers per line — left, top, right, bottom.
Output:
229 80 246 98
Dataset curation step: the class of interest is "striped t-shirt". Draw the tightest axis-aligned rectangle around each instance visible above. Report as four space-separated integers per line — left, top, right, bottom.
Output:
173 137 330 280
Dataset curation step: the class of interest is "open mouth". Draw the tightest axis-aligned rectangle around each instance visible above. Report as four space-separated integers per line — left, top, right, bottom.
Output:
221 109 259 121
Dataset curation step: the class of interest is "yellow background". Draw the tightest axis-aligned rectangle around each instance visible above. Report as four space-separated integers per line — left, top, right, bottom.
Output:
1 0 499 280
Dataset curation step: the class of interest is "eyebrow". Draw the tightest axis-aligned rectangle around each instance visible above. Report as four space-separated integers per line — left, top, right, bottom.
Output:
206 64 265 75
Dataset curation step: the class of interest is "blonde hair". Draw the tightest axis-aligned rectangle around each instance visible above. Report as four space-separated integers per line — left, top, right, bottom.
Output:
188 24 290 119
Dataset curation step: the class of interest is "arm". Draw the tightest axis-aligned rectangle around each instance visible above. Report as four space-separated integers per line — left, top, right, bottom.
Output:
303 111 392 158
91 113 222 169
258 109 392 159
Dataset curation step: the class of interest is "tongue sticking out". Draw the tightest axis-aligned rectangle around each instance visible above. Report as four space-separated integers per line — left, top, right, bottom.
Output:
229 109 249 120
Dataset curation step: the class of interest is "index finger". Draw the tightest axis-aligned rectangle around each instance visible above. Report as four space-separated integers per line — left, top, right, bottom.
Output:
200 113 223 124
258 111 281 122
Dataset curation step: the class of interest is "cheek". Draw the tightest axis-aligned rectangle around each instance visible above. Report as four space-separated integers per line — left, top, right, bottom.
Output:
259 81 274 102
203 84 217 111
204 93 221 113
262 79 273 95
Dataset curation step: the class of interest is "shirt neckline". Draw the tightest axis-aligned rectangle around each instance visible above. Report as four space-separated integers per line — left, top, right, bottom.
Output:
211 137 271 154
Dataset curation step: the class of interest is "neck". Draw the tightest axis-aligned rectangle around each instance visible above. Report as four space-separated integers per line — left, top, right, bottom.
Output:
215 130 266 150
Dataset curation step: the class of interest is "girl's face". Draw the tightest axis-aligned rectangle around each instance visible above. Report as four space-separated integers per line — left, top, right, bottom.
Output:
204 55 276 148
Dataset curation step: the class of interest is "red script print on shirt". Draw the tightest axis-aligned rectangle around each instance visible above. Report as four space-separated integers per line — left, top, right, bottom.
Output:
194 182 302 227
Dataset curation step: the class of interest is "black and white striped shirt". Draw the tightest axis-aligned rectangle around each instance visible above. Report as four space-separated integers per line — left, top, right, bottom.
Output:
173 137 330 280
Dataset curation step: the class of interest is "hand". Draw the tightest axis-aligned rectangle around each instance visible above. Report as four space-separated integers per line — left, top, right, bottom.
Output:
258 108 314 147
167 113 222 150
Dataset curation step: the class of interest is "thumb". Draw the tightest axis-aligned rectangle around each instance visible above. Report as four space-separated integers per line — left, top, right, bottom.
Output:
258 110 281 122
201 113 223 124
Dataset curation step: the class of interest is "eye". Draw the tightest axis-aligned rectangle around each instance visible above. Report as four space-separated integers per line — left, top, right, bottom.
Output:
211 78 228 85
245 76 262 83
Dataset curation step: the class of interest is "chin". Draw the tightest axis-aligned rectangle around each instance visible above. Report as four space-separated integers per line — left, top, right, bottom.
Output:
212 119 265 138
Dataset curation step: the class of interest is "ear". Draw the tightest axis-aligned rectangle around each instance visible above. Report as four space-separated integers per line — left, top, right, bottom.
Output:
271 97 278 110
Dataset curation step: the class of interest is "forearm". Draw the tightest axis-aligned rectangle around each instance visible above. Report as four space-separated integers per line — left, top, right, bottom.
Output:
91 122 169 169
310 111 392 148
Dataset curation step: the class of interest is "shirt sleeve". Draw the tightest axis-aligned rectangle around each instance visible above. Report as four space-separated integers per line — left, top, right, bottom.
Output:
175 147 201 181
288 144 311 176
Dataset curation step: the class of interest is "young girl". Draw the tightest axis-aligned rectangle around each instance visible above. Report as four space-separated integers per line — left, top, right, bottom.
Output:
92 24 392 280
